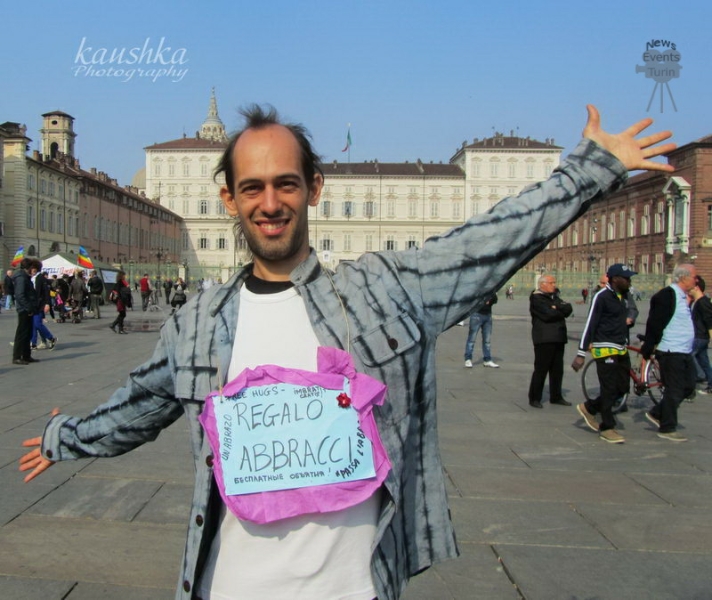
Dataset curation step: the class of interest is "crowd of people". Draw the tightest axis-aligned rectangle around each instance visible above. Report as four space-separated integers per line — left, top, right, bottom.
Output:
1 261 199 360
464 262 709 446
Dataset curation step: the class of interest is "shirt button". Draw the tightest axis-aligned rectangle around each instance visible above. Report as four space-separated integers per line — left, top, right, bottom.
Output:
195 514 204 526
46 450 53 459
205 455 213 468
388 337 398 350
183 580 191 592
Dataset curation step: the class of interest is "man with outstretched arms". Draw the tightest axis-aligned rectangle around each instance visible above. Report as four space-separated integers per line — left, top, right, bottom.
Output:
21 106 674 599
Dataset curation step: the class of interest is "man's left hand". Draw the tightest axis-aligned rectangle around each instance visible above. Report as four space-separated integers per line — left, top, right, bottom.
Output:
582 105 676 172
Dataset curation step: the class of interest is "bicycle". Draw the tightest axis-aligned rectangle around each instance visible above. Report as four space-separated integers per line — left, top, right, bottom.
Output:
581 334 664 413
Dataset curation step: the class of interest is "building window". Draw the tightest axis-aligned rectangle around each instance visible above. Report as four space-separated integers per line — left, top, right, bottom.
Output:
342 200 353 218
430 201 439 218
641 213 650 235
385 236 397 251
386 200 396 218
48 212 55 233
200 185 208 196
320 237 333 251
526 163 534 178
183 164 190 177
508 163 516 178
628 215 636 237
365 234 373 252
40 208 47 231
154 165 161 177
218 237 227 250
58 213 64 234
217 201 227 215
183 200 190 214
26 205 35 229
321 200 332 218
407 237 418 249
471 160 481 177
27 174 35 190
408 199 418 218
199 237 209 250
182 230 190 250
201 164 208 176
168 164 175 176
364 201 375 218
343 234 351 251
200 200 208 215
619 210 625 239
452 201 462 219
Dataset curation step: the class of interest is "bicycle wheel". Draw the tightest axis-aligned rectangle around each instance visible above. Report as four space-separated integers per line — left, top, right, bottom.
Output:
581 359 600 403
581 358 628 412
644 358 664 406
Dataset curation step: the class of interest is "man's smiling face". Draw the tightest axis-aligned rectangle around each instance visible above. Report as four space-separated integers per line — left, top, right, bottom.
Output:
220 124 322 281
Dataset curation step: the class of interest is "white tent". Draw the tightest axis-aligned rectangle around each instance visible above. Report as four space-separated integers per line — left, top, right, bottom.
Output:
40 253 120 284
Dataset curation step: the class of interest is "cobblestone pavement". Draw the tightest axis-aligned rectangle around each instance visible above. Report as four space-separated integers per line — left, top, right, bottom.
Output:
1 291 711 599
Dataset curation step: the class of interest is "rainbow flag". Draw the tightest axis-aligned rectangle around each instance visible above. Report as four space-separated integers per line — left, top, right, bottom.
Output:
78 246 94 269
10 245 24 268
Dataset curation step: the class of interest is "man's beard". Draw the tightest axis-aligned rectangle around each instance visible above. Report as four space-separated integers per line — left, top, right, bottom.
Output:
233 214 308 265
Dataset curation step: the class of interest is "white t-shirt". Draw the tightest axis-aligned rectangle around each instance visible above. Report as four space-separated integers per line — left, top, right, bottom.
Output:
198 284 380 600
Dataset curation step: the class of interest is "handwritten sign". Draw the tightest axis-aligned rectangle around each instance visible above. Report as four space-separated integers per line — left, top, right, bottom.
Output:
213 378 376 495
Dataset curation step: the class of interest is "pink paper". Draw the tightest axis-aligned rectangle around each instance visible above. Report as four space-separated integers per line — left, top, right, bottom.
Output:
199 347 391 523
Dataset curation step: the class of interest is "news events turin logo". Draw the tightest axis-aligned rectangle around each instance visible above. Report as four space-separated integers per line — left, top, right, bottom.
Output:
636 39 682 112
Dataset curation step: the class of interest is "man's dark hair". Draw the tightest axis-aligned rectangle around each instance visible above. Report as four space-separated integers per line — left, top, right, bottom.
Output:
214 104 323 196
21 257 42 271
696 275 706 292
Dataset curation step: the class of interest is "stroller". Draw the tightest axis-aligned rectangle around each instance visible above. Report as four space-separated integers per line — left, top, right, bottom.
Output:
55 294 82 323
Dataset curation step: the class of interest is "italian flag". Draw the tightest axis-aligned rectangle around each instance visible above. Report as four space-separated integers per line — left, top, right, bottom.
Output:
341 128 352 153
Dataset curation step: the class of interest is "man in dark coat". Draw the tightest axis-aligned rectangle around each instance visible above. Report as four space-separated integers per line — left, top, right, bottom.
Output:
12 258 39 365
528 274 573 408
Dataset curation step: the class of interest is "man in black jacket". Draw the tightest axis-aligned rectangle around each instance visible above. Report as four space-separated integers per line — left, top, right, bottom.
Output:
12 258 39 365
641 264 697 442
87 270 104 319
572 263 637 443
528 274 573 408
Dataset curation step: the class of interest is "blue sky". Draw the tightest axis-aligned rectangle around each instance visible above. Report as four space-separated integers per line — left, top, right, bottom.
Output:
2 0 709 186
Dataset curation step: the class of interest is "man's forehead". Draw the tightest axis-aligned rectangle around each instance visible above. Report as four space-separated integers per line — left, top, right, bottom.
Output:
235 125 300 159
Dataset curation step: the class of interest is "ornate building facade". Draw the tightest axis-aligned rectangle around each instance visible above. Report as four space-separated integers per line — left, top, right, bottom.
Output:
145 93 563 281
1 112 183 278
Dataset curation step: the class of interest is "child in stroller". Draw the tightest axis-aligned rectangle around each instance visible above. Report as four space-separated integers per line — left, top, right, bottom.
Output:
55 294 82 323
